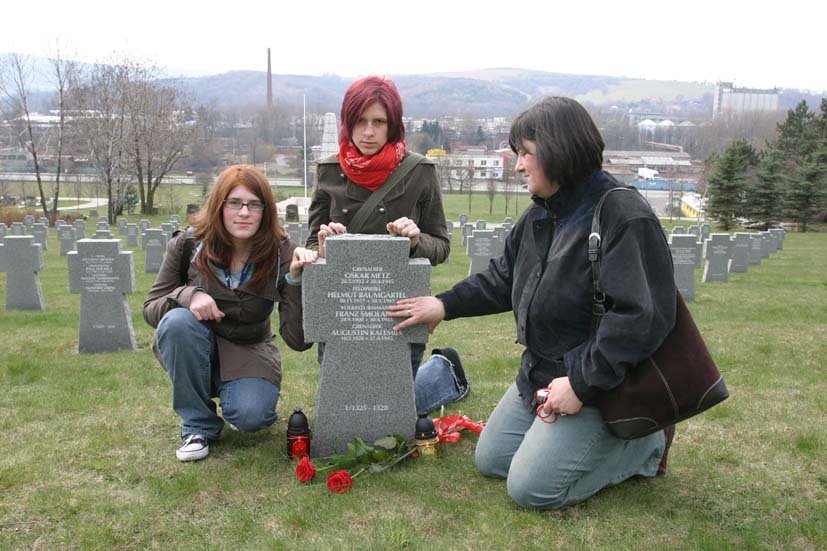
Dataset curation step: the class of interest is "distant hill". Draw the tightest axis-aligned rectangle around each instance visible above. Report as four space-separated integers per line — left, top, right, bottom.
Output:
3 54 823 118
173 68 715 117
173 68 824 118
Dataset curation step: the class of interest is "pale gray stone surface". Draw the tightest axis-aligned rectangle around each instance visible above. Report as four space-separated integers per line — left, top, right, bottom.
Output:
461 223 474 247
302 234 430 457
459 214 468 226
11 222 25 235
702 233 732 283
68 239 137 353
139 219 150 232
759 231 772 258
58 225 77 256
126 223 139 247
286 222 308 245
73 220 86 240
730 233 751 273
96 221 110 232
23 215 35 230
142 228 167 273
748 234 763 265
0 223 6 243
39 217 49 227
93 229 114 239
0 236 45 310
117 217 128 235
475 220 487 230
700 223 712 241
31 223 48 251
466 229 500 276
770 228 785 250
672 226 685 235
88 210 98 218
669 234 698 301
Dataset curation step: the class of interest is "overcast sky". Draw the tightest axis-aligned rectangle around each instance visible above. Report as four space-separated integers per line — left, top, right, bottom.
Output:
4 0 825 92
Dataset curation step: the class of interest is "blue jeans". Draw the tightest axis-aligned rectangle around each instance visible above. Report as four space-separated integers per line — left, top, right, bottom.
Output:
317 342 457 414
475 383 665 510
156 308 280 441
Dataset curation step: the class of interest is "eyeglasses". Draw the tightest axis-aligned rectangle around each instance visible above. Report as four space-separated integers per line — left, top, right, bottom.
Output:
223 198 264 212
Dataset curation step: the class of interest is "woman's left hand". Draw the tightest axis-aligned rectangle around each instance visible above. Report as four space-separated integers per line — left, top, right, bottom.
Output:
387 217 420 250
289 247 318 280
541 377 583 417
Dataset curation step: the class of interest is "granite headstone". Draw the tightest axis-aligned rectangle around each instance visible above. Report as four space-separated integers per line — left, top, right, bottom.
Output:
142 228 167 273
0 236 45 310
466 229 499 276
701 233 732 283
126 223 139 247
58 225 77 256
302 234 430 457
669 234 698 301
729 233 751 273
68 239 137 353
31 223 49 251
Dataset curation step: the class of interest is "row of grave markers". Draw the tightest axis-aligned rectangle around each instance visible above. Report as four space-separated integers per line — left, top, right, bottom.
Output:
0 217 785 356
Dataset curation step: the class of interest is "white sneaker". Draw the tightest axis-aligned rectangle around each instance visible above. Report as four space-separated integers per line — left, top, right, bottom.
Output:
176 434 209 462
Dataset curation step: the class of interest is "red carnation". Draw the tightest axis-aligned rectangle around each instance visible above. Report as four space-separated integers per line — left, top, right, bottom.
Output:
326 470 353 494
295 456 316 483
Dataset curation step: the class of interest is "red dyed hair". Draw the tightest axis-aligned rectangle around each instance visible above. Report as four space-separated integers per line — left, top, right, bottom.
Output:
339 76 405 145
191 165 286 292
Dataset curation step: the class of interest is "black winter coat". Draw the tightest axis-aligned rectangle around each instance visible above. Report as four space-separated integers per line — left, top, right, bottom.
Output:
437 170 677 409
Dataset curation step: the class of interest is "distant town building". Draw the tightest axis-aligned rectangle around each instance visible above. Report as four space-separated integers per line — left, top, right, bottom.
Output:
427 148 506 181
712 82 780 118
603 150 702 184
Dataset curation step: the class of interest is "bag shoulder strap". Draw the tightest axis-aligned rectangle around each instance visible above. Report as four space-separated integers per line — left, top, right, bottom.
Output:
175 226 195 286
588 187 640 333
347 152 424 234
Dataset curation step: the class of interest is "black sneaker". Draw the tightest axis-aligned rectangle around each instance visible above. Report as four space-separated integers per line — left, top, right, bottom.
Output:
432 347 470 402
177 434 209 462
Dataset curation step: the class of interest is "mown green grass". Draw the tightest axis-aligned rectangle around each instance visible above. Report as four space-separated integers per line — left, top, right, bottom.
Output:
1 223 825 550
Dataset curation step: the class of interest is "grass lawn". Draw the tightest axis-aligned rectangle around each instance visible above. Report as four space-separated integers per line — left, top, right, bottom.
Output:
1 220 825 549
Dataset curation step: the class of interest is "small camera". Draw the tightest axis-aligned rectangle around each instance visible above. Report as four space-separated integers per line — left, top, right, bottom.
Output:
531 388 550 410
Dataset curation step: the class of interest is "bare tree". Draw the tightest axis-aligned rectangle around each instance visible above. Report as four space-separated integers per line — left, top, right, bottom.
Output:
47 46 79 221
123 62 197 214
486 177 497 214
0 53 49 219
74 59 131 224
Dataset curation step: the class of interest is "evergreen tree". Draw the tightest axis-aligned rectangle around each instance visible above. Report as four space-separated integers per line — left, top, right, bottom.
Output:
744 147 786 229
784 145 827 232
776 101 817 163
707 139 757 230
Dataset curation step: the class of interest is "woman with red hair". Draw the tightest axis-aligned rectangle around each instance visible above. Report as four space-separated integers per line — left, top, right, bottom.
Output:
307 76 467 411
144 165 316 461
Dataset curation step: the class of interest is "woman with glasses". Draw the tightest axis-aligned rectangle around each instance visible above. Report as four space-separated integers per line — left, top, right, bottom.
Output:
144 165 316 461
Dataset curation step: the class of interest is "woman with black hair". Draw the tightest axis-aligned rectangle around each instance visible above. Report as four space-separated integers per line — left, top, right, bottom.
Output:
391 97 675 509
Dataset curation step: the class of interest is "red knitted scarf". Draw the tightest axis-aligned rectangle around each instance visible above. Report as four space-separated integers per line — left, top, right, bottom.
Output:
338 140 407 192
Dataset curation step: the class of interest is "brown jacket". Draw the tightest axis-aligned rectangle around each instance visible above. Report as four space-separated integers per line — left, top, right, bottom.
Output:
143 232 311 386
306 152 451 265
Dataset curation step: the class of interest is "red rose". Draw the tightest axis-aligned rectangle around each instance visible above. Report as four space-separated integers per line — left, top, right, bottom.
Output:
326 470 353 494
295 456 316 483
